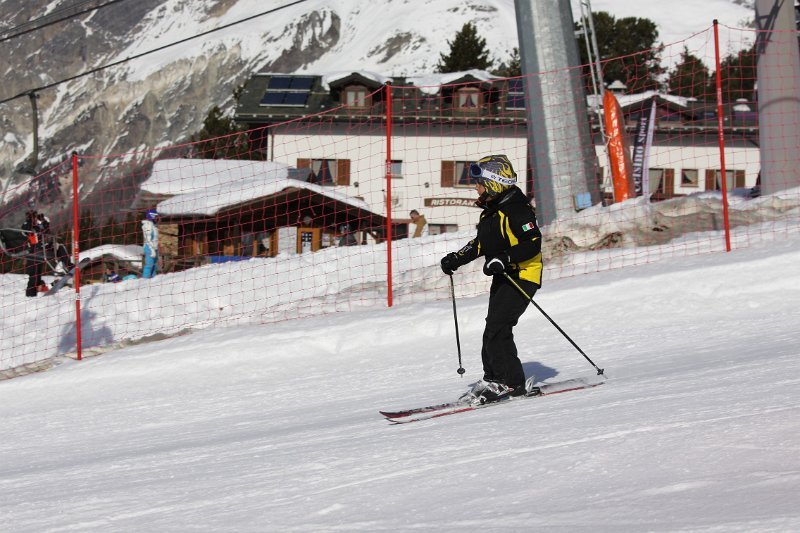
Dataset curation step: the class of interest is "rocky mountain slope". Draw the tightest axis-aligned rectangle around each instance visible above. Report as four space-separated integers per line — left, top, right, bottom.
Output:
0 0 753 220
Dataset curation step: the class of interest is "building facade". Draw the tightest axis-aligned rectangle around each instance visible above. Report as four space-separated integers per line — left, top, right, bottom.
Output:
234 71 760 233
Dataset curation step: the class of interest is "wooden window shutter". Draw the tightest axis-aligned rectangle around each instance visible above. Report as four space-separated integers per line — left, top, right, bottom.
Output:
337 159 351 186
296 158 312 182
663 168 675 198
705 169 716 191
441 160 455 187
735 170 745 188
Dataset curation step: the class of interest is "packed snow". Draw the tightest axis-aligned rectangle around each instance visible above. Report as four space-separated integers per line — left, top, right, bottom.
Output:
0 216 798 530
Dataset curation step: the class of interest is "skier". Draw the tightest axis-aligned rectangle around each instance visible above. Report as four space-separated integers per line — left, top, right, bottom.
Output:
21 210 47 296
439 154 543 404
141 209 159 278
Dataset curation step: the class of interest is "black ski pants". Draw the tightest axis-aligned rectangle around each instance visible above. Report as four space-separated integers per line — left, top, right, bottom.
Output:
25 258 44 297
481 275 538 390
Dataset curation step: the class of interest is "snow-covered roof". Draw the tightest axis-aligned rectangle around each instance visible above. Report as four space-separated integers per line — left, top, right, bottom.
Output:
405 69 497 95
320 71 392 91
148 159 374 217
588 90 691 110
299 69 498 96
140 159 294 196
80 244 144 265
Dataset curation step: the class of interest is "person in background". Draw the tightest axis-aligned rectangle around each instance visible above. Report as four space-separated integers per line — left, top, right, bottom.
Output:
21 210 47 296
104 267 121 283
37 213 73 275
439 154 543 404
142 209 159 278
410 209 429 238
338 224 358 246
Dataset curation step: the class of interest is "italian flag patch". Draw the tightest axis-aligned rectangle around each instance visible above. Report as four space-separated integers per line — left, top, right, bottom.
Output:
521 222 534 232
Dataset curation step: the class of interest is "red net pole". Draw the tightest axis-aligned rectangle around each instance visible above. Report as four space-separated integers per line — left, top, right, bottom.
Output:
71 151 83 360
713 19 732 252
385 82 393 307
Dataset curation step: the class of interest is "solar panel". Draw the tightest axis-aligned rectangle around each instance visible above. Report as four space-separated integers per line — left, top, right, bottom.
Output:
263 76 314 107
260 92 286 105
283 92 309 106
289 77 315 90
268 77 292 89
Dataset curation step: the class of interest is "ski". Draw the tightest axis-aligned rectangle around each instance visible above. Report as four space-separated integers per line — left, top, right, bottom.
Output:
45 257 92 296
380 376 604 424
379 400 467 420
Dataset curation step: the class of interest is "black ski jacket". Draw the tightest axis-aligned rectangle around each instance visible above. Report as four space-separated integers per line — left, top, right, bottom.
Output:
452 186 543 286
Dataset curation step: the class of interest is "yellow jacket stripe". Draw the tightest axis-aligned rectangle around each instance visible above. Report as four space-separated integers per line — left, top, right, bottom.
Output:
500 212 542 284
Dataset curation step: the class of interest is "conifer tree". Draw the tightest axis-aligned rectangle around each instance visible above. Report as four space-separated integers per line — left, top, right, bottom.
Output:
493 47 521 78
191 106 250 160
437 22 493 73
576 12 664 92
667 47 711 99
711 44 757 102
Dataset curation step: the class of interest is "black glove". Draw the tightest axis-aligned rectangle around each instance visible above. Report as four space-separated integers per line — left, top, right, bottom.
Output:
483 254 510 276
440 252 460 275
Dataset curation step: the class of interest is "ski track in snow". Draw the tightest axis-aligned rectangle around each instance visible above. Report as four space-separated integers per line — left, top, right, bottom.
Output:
0 232 799 531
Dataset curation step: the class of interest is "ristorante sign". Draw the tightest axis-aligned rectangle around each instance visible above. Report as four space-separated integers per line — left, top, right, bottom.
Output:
424 198 478 208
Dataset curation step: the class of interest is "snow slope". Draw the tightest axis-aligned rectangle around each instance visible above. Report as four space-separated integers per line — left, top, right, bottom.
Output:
0 227 798 530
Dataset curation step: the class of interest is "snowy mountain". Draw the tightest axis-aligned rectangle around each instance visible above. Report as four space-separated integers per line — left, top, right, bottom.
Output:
0 0 754 213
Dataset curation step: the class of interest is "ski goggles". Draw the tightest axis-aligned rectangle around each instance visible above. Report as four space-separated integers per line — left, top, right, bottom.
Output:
469 163 516 186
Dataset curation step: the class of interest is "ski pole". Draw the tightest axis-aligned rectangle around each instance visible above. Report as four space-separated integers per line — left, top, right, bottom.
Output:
449 274 466 376
503 272 605 377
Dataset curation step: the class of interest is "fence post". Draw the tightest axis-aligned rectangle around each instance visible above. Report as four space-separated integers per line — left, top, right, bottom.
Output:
713 19 732 252
385 82 393 307
71 151 83 360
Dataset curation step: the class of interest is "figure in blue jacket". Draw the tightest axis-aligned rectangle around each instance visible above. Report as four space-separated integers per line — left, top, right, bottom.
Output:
142 209 159 278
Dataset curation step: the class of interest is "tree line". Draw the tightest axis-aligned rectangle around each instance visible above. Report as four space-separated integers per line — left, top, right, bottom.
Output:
438 13 756 101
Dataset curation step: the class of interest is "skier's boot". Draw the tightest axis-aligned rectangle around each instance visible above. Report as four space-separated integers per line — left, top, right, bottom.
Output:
457 379 490 404
524 375 541 396
476 381 514 404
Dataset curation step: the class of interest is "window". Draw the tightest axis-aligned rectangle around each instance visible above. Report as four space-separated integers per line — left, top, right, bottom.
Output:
296 158 351 186
505 79 525 110
648 168 675 199
708 169 745 191
681 169 699 187
455 161 476 188
309 159 338 185
429 224 459 235
648 168 665 195
441 160 478 187
240 232 255 256
711 170 733 191
456 88 480 109
345 85 369 108
390 160 403 179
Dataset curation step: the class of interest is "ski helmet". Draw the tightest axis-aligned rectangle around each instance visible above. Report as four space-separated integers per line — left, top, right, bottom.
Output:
469 154 517 197
146 209 159 221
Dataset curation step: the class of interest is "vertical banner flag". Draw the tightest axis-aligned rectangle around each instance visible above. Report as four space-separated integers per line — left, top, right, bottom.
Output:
603 90 633 202
632 96 657 197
